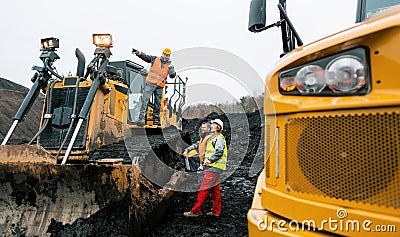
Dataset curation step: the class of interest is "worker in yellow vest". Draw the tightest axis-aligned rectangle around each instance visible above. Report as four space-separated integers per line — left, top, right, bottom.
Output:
133 48 176 126
184 118 228 217
183 121 213 171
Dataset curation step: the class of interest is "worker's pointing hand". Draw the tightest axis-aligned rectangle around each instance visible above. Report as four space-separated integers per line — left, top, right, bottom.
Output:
132 48 141 56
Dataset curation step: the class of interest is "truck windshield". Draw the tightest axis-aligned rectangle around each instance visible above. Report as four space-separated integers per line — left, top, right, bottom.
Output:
364 0 400 19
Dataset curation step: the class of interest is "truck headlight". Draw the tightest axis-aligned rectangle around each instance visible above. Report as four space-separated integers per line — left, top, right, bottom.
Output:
92 34 113 48
295 65 325 93
325 56 366 93
279 47 370 95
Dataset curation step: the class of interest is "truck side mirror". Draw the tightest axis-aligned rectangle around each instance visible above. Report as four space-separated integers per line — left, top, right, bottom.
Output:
248 0 267 32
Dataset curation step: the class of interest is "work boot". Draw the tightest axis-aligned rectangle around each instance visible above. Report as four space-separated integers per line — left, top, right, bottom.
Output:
206 211 220 217
183 211 199 217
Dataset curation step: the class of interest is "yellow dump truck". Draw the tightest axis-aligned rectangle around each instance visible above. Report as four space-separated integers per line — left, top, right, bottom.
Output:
247 0 400 236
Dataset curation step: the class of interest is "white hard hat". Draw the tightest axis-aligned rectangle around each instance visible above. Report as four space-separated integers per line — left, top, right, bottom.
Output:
211 119 223 130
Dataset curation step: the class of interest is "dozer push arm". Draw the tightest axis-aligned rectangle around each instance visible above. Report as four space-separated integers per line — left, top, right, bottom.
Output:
2 44 62 145
1 74 42 145
1 65 54 145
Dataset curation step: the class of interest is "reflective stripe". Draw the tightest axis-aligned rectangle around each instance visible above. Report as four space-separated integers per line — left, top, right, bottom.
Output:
215 159 227 165
146 57 169 87
147 74 165 83
149 69 167 78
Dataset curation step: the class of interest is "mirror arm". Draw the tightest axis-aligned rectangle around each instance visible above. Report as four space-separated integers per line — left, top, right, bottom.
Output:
251 19 284 33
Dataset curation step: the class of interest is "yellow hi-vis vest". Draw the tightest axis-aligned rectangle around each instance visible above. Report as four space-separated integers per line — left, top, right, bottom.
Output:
204 133 227 171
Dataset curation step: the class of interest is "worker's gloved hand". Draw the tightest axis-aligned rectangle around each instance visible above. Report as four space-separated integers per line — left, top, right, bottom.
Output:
132 48 141 56
168 64 174 69
183 150 188 158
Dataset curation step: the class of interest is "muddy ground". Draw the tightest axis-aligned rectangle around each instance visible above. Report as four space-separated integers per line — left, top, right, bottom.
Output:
142 111 264 237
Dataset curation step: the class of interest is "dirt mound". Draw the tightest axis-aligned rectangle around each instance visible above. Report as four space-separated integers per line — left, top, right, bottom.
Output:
0 78 43 144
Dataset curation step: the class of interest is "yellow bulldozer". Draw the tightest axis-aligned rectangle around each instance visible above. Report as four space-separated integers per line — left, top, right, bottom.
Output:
0 34 187 236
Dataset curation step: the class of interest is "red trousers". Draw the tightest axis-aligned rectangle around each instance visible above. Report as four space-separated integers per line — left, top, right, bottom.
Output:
191 171 222 215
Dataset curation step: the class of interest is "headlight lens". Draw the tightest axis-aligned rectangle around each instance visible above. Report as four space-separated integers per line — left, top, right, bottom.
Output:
278 47 370 95
325 56 365 93
295 65 325 93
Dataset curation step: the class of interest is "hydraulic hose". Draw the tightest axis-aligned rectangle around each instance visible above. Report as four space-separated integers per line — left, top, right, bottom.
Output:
28 79 60 145
44 58 63 79
55 77 81 159
56 48 85 158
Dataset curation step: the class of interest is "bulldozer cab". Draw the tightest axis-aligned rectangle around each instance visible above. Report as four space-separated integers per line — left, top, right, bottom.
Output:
109 60 187 129
109 60 145 124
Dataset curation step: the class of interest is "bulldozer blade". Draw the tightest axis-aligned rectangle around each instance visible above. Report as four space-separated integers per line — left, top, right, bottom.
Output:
0 145 180 236
0 145 56 164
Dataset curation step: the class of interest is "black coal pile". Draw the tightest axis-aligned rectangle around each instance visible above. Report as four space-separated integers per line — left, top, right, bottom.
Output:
142 110 264 237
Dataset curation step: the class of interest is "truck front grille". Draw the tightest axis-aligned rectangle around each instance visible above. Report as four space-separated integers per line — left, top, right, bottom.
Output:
284 108 400 209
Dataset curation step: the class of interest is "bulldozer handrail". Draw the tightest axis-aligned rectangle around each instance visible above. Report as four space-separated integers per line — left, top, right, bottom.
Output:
166 75 186 114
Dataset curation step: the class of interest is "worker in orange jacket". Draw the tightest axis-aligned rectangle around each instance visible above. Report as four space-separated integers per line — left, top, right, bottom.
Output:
133 48 176 126
183 120 213 171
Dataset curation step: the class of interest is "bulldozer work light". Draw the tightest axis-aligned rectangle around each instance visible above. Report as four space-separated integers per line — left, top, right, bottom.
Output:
40 37 59 50
93 34 112 48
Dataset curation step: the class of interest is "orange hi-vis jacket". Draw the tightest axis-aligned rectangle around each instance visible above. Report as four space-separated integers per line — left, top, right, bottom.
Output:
146 57 170 87
198 134 214 162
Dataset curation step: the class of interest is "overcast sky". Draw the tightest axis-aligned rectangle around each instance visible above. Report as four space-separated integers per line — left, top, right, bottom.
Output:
0 0 357 105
